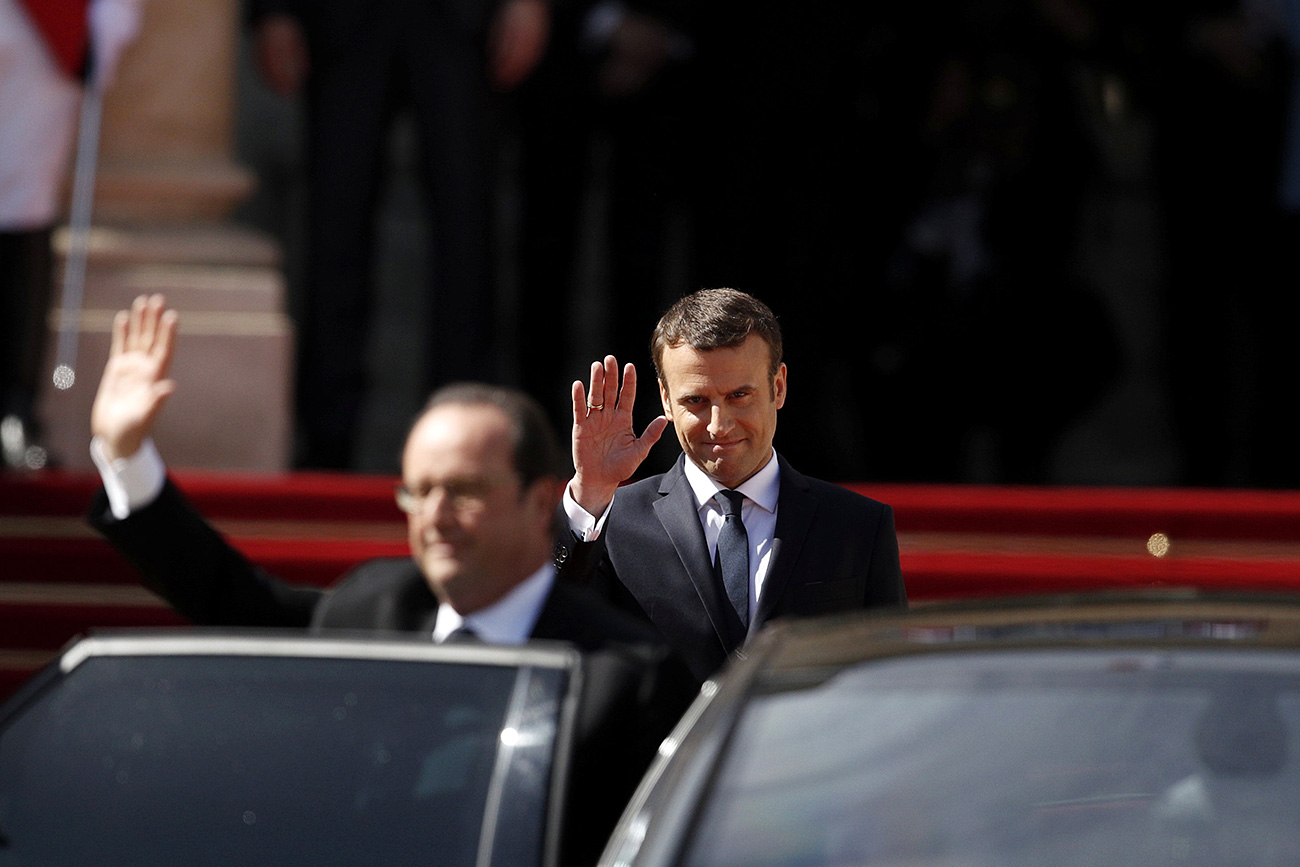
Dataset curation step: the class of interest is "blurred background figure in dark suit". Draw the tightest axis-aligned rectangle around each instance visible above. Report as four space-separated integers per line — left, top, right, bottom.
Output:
247 0 550 469
1139 0 1300 487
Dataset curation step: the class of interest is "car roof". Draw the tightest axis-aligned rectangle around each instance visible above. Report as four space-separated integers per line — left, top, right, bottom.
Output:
745 590 1300 674
54 628 582 673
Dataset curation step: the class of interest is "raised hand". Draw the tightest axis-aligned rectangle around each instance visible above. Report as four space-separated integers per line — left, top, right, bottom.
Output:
90 295 179 461
570 356 668 516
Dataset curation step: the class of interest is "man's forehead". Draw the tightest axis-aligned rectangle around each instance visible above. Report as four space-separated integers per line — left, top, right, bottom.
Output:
403 404 514 471
660 339 773 390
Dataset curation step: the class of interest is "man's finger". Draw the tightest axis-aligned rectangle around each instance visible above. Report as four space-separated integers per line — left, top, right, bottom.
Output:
638 415 669 450
587 360 605 411
602 355 619 409
618 362 637 414
127 295 147 351
109 310 128 359
154 309 179 371
147 379 178 416
139 294 162 351
571 380 588 423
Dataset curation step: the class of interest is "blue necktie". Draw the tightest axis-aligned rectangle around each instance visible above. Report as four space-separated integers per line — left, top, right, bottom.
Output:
714 490 750 636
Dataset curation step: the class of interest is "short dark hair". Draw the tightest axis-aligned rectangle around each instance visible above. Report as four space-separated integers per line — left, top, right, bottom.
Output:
651 288 783 387
416 383 570 487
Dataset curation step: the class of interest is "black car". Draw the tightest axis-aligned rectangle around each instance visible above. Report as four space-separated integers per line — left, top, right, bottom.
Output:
602 592 1300 867
0 632 587 867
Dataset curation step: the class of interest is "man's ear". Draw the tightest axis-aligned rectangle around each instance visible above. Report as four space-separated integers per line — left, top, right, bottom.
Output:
773 363 788 409
526 477 565 527
659 378 671 416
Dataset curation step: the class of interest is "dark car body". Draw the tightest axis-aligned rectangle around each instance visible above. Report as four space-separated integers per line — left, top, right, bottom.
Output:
0 632 584 867
601 592 1300 867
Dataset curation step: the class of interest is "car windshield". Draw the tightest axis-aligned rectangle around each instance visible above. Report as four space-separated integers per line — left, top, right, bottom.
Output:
682 649 1300 867
0 652 565 867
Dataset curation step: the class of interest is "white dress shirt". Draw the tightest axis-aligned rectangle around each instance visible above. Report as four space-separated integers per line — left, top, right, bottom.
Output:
91 436 167 519
431 565 555 645
564 449 781 621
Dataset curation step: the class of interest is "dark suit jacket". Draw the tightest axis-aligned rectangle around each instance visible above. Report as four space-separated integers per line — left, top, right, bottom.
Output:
560 454 906 681
88 479 694 867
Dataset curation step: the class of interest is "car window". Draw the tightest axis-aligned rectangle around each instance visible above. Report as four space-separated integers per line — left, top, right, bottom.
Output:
680 649 1300 867
0 653 566 867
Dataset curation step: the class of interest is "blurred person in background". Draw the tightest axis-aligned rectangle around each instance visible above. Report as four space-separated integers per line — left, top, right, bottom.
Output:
0 0 139 471
247 0 551 469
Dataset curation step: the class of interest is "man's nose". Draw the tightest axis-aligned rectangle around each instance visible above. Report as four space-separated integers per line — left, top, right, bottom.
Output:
419 488 456 525
708 404 732 436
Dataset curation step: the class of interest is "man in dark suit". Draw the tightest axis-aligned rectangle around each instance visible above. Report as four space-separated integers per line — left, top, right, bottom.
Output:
86 294 692 866
560 288 906 681
249 0 550 468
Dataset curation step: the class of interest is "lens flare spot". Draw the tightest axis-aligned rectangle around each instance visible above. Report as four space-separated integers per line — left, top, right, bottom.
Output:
1147 533 1171 558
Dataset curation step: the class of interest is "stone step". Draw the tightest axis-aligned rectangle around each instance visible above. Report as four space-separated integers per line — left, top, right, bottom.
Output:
37 224 293 472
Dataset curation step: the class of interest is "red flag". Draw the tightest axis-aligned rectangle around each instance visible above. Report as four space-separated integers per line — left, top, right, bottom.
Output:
16 0 91 79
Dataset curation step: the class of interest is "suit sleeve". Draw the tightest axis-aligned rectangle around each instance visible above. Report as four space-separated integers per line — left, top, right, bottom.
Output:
87 478 321 627
866 503 906 608
555 528 653 629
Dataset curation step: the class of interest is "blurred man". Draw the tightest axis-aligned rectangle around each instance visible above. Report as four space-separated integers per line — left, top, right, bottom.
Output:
87 294 692 866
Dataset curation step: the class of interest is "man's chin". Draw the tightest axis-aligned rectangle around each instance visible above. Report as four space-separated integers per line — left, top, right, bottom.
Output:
420 558 463 593
699 464 741 489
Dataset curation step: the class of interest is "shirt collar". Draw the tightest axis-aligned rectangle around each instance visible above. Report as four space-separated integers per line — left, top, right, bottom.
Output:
682 448 781 514
432 563 556 645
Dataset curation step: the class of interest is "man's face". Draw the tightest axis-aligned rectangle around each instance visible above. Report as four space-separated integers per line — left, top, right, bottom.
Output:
401 404 556 614
658 334 787 489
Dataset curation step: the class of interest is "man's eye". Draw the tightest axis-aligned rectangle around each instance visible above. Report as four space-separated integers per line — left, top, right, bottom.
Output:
446 483 489 504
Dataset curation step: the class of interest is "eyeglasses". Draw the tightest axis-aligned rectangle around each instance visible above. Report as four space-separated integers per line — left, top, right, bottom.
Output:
394 477 510 516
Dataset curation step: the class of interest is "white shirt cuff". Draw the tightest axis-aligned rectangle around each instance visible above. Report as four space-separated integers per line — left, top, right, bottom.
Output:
562 480 614 541
90 436 166 520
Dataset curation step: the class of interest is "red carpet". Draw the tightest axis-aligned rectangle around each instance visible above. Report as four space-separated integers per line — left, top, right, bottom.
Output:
4 470 1300 699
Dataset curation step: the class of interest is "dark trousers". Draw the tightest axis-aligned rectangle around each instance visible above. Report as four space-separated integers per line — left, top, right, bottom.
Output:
294 2 494 467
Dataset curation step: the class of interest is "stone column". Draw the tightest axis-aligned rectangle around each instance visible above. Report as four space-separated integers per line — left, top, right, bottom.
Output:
39 0 295 472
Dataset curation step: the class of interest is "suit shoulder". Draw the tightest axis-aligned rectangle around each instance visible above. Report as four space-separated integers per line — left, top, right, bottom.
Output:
312 557 438 632
331 557 419 591
802 474 894 515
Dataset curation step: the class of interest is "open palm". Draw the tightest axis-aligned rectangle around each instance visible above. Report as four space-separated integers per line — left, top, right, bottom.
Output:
90 295 178 461
570 356 668 514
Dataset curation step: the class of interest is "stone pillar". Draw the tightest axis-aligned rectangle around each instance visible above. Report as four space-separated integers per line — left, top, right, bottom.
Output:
38 0 295 472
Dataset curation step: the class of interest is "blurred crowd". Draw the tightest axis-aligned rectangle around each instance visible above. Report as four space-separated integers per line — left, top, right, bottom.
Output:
7 0 1300 487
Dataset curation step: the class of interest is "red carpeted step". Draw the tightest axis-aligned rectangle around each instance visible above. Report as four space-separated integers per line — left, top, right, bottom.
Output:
0 596 185 650
861 484 1300 541
2 469 406 523
0 533 409 588
904 552 1300 601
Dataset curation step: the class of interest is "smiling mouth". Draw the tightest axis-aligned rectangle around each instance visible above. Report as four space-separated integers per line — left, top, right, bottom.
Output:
424 538 461 555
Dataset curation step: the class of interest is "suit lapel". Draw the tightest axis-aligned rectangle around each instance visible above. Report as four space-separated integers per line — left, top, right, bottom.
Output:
754 456 815 628
652 458 736 652
384 563 442 633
